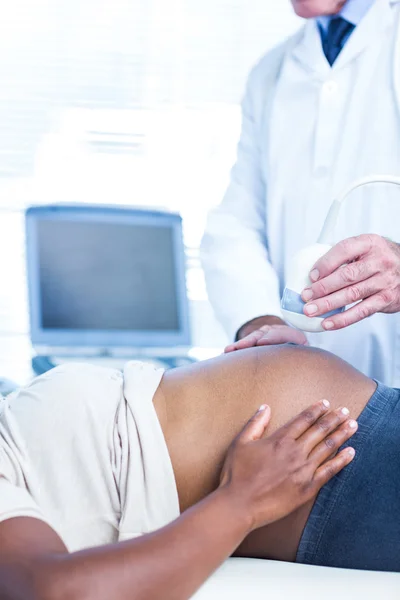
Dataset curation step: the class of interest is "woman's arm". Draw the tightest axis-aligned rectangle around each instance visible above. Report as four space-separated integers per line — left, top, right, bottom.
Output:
0 400 357 600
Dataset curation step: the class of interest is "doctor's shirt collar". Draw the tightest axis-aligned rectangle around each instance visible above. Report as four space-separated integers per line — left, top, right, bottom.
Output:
317 0 376 32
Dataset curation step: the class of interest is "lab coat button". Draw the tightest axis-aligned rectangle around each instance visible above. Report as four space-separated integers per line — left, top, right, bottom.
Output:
322 81 338 94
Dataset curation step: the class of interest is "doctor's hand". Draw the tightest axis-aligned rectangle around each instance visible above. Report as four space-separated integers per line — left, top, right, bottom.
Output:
225 316 307 353
302 234 400 330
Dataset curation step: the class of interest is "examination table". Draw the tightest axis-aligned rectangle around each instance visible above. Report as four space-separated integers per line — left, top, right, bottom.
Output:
193 558 400 599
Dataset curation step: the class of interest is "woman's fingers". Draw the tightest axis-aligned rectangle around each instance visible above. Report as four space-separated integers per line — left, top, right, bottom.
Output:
309 418 358 464
235 404 272 444
299 405 354 453
221 399 358 531
312 447 356 490
277 399 331 439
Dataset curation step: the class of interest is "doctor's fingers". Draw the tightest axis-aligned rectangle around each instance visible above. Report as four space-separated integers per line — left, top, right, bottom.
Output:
224 325 307 352
303 273 386 318
308 234 382 283
224 327 271 353
320 292 397 331
302 255 381 303
255 325 308 347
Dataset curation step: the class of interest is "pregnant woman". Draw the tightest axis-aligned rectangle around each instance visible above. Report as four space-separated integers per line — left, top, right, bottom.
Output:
0 343 395 599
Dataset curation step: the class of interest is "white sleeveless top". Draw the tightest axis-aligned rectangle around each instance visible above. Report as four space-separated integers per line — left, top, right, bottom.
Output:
0 362 179 551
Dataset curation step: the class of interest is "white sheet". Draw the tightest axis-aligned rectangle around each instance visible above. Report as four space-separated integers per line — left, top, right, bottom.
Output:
194 558 400 599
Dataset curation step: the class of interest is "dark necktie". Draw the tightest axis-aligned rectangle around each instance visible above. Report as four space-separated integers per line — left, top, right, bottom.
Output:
322 16 355 66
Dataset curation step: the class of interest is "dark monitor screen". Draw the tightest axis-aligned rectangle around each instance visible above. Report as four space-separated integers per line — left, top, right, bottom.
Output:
26 205 190 348
38 219 179 331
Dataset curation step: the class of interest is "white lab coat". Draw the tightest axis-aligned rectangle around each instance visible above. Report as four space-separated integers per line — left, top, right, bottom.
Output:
201 0 400 385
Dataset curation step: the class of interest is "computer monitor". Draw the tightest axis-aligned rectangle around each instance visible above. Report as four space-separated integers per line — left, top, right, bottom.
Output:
25 204 191 350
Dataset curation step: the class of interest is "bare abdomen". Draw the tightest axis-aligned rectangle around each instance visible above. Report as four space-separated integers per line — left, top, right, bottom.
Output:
159 345 376 561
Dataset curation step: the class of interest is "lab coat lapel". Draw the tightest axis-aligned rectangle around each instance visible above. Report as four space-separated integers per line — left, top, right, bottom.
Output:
333 0 393 70
291 20 329 74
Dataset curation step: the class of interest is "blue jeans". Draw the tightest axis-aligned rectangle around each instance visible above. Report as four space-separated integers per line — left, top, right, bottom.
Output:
296 381 400 572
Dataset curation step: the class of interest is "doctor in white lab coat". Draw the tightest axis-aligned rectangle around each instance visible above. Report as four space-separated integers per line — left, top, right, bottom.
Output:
201 0 400 386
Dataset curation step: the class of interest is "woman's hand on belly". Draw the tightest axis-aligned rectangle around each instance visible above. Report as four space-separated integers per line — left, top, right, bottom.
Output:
219 399 358 532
